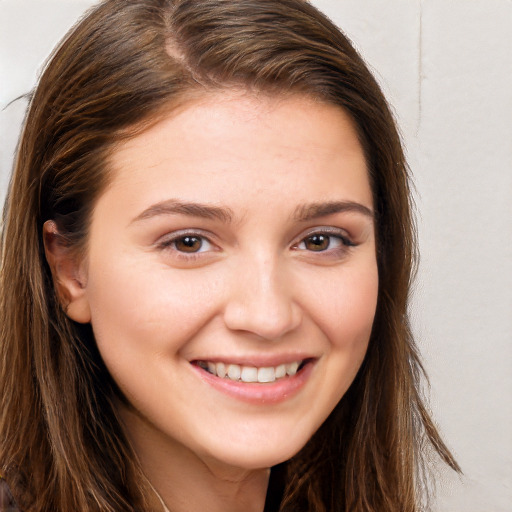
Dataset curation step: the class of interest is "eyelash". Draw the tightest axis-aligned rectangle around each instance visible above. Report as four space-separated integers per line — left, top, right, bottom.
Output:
157 227 355 260
157 230 215 260
292 228 355 255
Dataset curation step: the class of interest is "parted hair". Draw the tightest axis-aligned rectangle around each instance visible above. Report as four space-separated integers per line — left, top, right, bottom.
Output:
0 1 459 510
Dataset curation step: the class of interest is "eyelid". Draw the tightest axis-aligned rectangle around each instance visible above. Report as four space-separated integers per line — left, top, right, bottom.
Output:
156 229 218 252
293 226 355 247
154 226 356 259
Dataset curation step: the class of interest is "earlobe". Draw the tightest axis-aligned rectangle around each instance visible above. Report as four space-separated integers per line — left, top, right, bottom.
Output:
43 220 91 324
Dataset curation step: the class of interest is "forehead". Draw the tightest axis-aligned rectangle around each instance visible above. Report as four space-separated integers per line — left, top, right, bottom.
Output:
102 91 372 217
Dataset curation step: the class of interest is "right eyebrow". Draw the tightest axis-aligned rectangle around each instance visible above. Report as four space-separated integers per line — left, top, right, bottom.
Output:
130 199 235 224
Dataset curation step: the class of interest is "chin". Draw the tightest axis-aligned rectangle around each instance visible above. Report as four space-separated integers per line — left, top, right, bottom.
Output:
200 424 315 470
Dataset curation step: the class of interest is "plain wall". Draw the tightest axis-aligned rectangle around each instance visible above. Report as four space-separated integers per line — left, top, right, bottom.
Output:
1 1 511 510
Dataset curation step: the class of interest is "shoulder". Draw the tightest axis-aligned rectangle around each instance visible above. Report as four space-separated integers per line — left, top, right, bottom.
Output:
0 476 21 512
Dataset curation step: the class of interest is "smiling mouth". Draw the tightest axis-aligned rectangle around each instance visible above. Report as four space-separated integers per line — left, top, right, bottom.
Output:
195 359 310 384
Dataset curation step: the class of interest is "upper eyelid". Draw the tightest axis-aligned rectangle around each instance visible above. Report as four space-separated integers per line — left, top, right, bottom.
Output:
294 226 353 242
156 232 217 259
155 226 355 250
156 229 216 244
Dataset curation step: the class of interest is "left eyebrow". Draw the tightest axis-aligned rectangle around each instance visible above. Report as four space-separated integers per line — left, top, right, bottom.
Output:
293 201 374 222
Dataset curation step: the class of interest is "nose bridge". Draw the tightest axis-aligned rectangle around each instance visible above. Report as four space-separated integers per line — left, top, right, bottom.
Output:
223 250 301 340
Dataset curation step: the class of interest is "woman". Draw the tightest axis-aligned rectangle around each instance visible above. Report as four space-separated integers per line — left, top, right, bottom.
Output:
0 0 459 511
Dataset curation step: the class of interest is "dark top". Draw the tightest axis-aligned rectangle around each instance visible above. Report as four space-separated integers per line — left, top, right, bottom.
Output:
264 462 286 512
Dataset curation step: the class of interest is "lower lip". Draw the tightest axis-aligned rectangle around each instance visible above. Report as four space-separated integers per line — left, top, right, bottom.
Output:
192 361 315 404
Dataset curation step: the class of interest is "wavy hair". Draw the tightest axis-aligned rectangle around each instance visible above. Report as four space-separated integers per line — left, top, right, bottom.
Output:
0 0 459 510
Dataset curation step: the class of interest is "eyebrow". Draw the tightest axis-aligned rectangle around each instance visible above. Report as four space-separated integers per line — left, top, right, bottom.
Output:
131 199 373 225
293 201 374 222
131 199 235 224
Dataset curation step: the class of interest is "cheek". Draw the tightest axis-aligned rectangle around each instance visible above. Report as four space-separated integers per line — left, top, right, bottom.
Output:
307 261 379 349
307 260 378 396
84 254 221 363
338 273 378 344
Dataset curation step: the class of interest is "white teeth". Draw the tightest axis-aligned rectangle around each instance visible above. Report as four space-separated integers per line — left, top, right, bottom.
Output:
285 361 299 376
227 364 241 380
275 364 286 379
240 366 258 383
200 360 305 382
216 362 227 378
258 367 275 383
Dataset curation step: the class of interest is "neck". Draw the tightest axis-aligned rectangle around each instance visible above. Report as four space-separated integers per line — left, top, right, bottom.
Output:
119 406 270 512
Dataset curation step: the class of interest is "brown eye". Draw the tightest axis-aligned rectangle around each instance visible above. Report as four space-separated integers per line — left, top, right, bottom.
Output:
174 236 203 253
295 231 351 254
304 234 330 251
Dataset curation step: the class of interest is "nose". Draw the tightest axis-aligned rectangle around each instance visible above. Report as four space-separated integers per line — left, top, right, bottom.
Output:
223 255 302 341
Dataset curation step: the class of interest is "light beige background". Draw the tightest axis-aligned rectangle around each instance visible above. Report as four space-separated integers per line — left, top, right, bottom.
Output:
1 1 511 510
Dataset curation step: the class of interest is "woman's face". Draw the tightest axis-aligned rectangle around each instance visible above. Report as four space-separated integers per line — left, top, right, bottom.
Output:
73 92 378 470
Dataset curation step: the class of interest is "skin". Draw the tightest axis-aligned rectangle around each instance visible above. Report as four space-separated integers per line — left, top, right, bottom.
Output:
45 92 378 512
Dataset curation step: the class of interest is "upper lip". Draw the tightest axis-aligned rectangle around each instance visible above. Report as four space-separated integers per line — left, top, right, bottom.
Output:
190 354 317 368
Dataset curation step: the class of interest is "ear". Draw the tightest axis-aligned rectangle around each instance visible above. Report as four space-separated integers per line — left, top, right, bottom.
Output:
43 220 91 324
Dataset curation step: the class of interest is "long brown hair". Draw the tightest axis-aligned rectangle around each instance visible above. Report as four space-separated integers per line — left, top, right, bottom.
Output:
0 1 459 510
